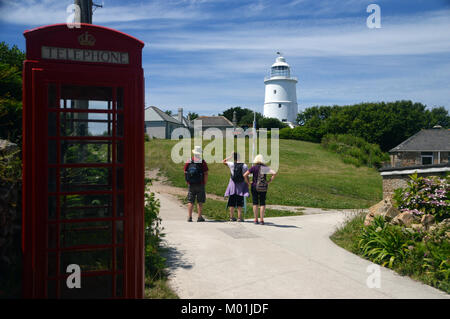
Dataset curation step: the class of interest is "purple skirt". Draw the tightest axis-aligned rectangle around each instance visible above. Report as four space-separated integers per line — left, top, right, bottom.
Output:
224 179 249 197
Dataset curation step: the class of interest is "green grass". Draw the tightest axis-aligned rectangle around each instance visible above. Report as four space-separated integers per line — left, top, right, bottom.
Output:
145 138 382 209
330 211 367 254
178 196 303 220
145 277 179 299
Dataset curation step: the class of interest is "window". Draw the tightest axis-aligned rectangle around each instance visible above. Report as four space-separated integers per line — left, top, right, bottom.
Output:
278 104 282 108
273 90 277 94
421 152 433 165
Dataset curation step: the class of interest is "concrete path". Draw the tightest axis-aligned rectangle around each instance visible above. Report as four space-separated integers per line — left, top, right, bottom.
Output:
154 191 449 299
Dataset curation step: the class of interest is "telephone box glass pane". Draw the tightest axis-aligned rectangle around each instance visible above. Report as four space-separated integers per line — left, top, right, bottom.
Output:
116 114 124 136
48 112 57 136
60 275 113 299
47 280 57 299
60 248 112 272
60 194 112 219
117 87 123 110
116 141 124 163
116 221 123 244
116 247 123 271
48 83 57 108
60 221 112 248
60 112 112 137
48 252 57 277
48 196 57 220
60 85 112 110
116 274 123 297
48 224 57 249
61 140 112 164
116 168 124 190
60 167 112 192
48 140 57 164
116 194 124 217
48 168 57 192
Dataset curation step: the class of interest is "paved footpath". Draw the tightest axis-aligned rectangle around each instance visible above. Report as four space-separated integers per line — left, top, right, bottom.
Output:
154 191 449 299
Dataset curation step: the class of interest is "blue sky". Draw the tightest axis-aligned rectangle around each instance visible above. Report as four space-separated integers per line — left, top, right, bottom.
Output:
1 0 449 116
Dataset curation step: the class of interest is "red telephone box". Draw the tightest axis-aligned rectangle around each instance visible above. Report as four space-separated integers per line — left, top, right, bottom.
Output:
22 24 145 298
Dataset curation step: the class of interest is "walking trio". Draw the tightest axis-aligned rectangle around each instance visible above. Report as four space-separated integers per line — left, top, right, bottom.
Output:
184 145 277 225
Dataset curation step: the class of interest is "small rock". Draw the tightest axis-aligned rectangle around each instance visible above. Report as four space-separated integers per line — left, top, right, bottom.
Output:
391 212 417 227
412 223 424 232
421 214 435 229
365 198 400 225
364 214 374 227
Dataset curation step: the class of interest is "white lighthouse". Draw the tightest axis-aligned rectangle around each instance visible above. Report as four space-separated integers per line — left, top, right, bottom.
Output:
263 53 298 127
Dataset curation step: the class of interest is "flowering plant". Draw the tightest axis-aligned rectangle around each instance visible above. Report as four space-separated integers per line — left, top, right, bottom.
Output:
393 173 449 221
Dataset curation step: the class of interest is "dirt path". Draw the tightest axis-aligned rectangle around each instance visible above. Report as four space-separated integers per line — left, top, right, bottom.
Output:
146 169 360 215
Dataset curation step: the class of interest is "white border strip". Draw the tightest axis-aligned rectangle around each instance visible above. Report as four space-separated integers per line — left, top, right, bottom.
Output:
380 167 450 176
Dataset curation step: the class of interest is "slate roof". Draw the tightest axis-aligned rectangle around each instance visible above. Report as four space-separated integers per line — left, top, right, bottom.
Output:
193 116 234 127
145 106 181 124
389 128 450 152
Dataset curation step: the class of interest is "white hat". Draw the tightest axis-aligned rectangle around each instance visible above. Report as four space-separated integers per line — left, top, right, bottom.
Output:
192 145 203 156
253 154 265 164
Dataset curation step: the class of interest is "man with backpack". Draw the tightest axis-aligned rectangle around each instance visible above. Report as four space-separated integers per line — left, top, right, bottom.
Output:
243 154 277 225
223 152 249 222
184 146 208 222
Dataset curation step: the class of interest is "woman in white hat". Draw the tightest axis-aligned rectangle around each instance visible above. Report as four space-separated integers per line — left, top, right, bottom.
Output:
243 154 277 225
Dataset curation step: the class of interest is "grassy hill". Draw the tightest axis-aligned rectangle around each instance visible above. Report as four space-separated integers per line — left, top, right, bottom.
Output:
145 138 383 209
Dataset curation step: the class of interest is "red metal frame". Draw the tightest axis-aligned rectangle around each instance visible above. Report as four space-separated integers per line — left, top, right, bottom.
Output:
22 24 144 298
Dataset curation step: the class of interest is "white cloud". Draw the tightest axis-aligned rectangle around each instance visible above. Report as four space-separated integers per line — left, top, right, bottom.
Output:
0 0 206 26
144 10 450 57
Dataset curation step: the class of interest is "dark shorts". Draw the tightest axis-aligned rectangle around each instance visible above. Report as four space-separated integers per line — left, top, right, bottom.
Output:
227 194 244 208
187 183 206 203
251 185 267 206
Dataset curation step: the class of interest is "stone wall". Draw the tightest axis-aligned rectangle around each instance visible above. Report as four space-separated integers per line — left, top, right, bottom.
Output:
391 151 449 167
381 168 449 199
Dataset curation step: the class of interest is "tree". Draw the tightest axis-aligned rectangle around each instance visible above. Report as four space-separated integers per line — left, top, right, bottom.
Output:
164 110 172 116
187 112 198 120
427 106 450 128
0 42 25 145
258 117 288 129
294 101 449 151
220 106 253 125
0 42 25 72
240 111 263 128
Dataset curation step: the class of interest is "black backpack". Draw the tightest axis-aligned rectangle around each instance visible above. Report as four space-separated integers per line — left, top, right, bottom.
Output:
255 164 268 192
231 163 244 183
185 160 203 184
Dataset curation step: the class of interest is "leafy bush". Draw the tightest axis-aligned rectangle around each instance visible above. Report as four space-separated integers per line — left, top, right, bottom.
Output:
393 173 449 222
358 216 412 268
321 134 389 168
144 178 165 280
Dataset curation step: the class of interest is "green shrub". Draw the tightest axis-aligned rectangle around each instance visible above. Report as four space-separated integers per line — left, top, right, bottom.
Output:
321 134 389 168
279 127 292 139
393 173 449 222
144 178 165 280
358 216 412 268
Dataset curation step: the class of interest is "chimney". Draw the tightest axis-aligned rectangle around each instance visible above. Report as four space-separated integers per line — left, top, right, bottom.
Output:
178 107 183 124
232 110 237 128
